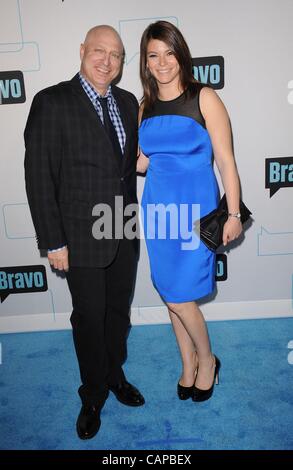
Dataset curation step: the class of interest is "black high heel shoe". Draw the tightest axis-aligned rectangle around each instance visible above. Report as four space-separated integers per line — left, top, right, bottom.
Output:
177 382 194 400
192 355 221 402
177 359 198 400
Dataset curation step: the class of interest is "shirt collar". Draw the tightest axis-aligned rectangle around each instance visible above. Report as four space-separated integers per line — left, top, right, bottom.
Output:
78 72 113 104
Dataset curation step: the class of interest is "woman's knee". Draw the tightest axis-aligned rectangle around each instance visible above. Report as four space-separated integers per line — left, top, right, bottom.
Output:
167 302 185 316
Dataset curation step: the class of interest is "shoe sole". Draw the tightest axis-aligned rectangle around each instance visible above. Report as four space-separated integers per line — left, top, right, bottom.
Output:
76 423 101 440
113 396 145 406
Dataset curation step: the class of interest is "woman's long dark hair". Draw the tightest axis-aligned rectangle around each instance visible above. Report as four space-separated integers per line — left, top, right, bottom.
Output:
140 21 199 111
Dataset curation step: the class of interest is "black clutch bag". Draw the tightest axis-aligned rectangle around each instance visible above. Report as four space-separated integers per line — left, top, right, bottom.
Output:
194 194 252 252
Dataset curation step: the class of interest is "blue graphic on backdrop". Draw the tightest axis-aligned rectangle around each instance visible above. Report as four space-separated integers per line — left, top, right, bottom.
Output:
257 227 293 256
265 156 293 197
2 203 35 238
0 0 40 73
0 70 25 104
192 56 224 89
0 265 47 303
216 254 227 281
119 16 178 65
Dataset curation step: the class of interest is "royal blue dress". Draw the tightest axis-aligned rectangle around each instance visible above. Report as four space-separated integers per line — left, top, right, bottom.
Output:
139 86 219 302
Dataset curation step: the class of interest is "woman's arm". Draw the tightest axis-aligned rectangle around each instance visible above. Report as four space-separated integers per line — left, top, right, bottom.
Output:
200 87 242 246
137 104 150 173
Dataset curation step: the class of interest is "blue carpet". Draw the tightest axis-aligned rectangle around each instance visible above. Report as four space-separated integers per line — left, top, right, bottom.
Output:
0 318 293 450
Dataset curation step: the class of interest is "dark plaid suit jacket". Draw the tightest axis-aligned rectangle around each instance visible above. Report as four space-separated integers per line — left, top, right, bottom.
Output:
24 73 139 267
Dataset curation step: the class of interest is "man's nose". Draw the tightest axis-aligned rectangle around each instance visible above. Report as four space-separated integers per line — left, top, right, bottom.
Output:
102 52 111 65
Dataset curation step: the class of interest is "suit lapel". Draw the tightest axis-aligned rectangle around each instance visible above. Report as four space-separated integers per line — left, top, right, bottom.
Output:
69 75 133 174
69 74 122 174
70 74 104 130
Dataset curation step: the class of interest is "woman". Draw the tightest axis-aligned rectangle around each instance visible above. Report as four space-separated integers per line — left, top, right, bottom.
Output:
137 21 243 402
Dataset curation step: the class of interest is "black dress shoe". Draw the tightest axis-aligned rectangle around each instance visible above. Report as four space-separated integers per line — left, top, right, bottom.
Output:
76 404 101 440
109 380 145 407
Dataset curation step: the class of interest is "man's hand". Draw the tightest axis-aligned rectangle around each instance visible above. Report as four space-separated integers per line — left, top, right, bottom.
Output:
48 247 69 272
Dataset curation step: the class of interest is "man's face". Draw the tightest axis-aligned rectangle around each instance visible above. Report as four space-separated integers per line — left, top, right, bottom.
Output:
80 28 124 95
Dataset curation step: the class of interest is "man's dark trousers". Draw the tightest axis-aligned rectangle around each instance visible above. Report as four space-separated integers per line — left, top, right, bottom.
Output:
66 237 137 407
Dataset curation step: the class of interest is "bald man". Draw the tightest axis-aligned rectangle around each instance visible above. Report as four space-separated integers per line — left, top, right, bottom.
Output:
24 25 144 440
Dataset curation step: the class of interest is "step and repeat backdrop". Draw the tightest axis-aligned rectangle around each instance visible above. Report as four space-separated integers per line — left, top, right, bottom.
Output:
0 0 292 332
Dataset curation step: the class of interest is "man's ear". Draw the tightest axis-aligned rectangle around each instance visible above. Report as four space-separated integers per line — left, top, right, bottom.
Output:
80 43 85 61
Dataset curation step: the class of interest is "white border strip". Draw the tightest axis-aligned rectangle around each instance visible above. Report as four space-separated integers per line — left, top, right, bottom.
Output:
0 300 292 334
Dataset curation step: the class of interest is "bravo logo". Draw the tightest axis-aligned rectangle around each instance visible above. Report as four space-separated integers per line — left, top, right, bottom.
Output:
0 71 26 105
0 266 47 302
192 56 224 89
216 254 227 281
265 156 293 197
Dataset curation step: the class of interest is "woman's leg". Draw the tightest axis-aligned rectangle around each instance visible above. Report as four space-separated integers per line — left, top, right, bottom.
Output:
167 301 216 390
168 308 198 386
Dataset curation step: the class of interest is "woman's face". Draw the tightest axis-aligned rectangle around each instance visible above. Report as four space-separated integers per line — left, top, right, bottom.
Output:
146 39 180 88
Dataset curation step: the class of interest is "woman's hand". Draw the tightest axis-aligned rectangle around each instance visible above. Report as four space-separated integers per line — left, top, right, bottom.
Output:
137 152 149 173
222 217 242 247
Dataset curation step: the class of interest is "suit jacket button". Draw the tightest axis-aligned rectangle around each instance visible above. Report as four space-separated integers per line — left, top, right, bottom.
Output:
120 177 124 181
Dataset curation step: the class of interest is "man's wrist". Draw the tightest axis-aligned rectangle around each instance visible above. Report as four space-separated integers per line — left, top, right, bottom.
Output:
48 245 67 253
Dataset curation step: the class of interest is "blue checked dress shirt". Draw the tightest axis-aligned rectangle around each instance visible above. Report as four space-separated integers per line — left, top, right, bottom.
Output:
78 72 126 153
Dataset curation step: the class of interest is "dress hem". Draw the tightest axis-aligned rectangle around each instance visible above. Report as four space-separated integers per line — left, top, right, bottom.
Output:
160 285 216 304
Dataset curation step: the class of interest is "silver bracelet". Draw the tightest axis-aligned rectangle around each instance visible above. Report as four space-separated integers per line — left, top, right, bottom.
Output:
228 212 241 219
